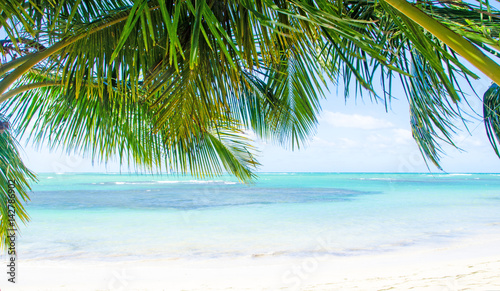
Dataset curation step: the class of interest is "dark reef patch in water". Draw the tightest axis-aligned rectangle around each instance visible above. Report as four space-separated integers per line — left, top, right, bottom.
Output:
27 186 377 210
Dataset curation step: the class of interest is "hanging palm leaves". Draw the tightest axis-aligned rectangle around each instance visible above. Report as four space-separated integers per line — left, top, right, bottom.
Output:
0 115 36 250
484 83 500 157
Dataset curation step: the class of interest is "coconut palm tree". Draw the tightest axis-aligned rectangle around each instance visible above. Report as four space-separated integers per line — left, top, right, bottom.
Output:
1 0 500 250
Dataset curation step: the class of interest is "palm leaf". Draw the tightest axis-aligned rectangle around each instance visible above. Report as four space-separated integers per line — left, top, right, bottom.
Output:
0 116 36 250
484 83 500 157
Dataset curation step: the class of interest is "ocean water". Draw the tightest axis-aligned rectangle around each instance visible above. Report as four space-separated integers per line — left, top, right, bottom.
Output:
9 173 500 262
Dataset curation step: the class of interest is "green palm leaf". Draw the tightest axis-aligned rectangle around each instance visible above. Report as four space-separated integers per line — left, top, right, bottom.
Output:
484 83 500 157
0 118 36 250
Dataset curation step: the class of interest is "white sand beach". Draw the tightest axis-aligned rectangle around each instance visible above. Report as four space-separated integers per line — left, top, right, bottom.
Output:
5 233 500 291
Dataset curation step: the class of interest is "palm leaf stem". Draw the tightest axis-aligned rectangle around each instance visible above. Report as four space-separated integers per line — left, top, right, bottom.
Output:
384 0 500 86
0 54 34 77
0 81 61 103
0 5 159 98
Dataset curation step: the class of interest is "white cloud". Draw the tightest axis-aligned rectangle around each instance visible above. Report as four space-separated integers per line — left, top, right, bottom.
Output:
455 134 484 147
365 129 412 148
311 136 336 147
392 129 413 145
338 137 359 148
322 111 394 130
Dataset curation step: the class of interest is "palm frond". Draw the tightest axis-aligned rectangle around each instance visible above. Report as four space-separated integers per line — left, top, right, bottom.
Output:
0 115 36 250
484 83 500 157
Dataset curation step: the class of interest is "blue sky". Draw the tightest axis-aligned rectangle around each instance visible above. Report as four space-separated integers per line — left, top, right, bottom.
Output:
18 71 500 174
255 72 500 173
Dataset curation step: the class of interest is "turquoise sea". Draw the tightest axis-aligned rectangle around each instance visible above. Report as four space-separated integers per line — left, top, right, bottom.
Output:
11 173 500 262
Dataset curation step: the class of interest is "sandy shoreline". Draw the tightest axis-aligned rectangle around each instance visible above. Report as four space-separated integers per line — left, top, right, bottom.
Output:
4 234 500 291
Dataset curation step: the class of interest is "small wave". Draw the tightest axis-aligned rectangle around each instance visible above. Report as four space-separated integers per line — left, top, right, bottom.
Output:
158 180 227 184
157 181 182 184
115 181 158 185
156 180 234 185
188 180 224 184
115 181 157 185
351 178 393 181
109 180 235 185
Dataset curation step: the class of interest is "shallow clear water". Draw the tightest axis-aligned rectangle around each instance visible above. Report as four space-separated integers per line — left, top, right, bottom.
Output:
11 173 500 261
